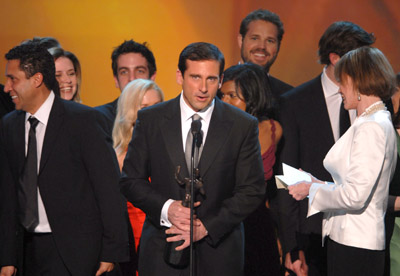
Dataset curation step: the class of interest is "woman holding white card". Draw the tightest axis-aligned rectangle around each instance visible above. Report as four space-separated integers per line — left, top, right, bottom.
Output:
288 47 397 276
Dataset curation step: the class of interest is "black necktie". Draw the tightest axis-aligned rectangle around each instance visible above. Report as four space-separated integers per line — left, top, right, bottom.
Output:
19 116 39 232
339 101 350 137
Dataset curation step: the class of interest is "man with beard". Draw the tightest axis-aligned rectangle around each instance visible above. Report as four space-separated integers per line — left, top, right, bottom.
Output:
238 9 293 98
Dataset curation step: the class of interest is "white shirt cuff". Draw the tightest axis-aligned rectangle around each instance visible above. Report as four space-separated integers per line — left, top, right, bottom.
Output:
160 199 174 227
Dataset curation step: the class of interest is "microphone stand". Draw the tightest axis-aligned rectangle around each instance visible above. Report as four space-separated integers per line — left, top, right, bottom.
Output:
190 130 201 276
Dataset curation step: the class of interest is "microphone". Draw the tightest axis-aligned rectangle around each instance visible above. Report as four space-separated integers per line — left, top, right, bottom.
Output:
191 119 202 148
191 119 201 135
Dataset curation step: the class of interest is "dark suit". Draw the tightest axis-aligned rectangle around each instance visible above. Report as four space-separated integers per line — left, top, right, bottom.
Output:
120 96 265 275
278 75 342 275
269 75 293 98
95 98 119 136
0 84 14 119
0 96 129 275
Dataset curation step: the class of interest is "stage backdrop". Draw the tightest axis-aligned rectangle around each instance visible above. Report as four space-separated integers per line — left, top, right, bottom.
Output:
1 0 399 106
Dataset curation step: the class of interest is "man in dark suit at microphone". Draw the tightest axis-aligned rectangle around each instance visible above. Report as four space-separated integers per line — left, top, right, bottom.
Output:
120 42 265 275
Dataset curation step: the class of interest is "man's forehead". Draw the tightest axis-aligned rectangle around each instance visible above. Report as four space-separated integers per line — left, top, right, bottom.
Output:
5 59 21 73
245 20 278 35
185 59 220 72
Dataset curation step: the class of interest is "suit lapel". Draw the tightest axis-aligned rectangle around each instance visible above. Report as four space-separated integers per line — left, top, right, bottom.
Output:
198 99 233 176
39 97 64 173
159 97 189 176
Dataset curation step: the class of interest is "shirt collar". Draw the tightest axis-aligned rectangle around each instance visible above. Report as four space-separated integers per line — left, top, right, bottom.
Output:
25 91 55 126
180 92 215 123
321 66 339 98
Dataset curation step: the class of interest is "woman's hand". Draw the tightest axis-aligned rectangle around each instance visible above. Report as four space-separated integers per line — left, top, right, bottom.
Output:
288 181 312 201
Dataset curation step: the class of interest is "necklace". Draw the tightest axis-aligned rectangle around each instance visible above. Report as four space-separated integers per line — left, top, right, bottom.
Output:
360 101 386 117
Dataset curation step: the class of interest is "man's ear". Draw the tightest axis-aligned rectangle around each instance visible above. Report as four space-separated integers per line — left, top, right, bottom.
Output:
219 74 224 89
176 69 183 85
329 53 341 66
33 73 44 88
150 72 157 81
113 76 120 89
237 34 243 50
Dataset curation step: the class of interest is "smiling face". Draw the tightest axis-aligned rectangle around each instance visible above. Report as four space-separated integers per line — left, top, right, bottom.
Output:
177 59 222 112
55 57 77 101
339 75 358 110
114 52 155 91
4 59 40 113
238 20 279 71
220 80 246 111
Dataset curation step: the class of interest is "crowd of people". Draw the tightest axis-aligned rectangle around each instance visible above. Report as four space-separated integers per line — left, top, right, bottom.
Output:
0 8 399 276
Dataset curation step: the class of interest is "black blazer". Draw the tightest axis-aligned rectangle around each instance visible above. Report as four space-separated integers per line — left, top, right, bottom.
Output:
269 75 293 98
0 84 14 119
0 96 129 275
95 98 119 136
277 75 340 254
120 96 265 275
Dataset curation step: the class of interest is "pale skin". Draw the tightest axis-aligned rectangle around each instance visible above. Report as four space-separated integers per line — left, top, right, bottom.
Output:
2 59 114 275
114 52 156 92
164 60 223 250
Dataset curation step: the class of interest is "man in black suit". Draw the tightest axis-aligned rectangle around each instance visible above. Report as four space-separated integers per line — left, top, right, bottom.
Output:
95 39 157 135
0 84 14 118
120 42 265 275
238 9 293 97
0 41 129 276
278 22 375 275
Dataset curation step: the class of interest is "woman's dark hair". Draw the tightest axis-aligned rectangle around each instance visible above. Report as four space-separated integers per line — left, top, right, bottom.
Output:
392 73 400 128
222 63 276 120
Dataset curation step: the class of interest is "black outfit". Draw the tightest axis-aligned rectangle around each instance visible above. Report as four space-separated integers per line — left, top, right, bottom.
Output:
95 97 138 276
269 75 293 98
0 84 14 118
0 96 129 275
120 96 265 275
95 98 119 136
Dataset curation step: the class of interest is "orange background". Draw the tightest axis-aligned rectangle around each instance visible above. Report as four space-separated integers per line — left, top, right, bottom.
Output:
1 0 399 107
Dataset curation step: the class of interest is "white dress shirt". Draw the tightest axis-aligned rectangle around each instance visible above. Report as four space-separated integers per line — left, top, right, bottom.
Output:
307 108 396 250
160 93 215 227
25 92 55 233
321 67 356 141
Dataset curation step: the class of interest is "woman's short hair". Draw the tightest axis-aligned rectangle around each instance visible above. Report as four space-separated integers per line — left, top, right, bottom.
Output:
112 79 164 155
222 63 276 120
334 46 396 100
48 47 82 103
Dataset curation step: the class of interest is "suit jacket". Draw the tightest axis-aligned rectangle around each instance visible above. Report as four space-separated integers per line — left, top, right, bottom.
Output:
269 75 293 98
120 96 265 275
277 75 339 254
0 84 14 119
308 109 396 250
0 96 129 275
95 97 119 136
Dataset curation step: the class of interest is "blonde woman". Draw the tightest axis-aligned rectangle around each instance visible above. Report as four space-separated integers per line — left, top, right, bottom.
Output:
113 79 164 253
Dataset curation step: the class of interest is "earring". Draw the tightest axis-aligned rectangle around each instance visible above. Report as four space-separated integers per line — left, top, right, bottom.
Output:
357 92 361 101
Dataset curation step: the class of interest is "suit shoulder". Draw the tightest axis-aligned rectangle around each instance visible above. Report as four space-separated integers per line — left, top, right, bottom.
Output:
282 75 322 101
269 75 293 94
